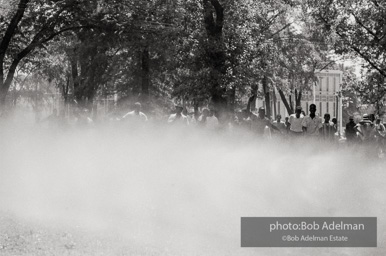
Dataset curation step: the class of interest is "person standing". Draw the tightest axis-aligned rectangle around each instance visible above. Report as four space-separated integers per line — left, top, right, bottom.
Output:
74 108 94 127
198 108 219 130
234 109 252 131
284 116 291 134
288 106 305 137
122 102 148 122
375 118 386 137
375 118 386 157
355 114 375 144
251 107 269 136
251 107 281 137
345 116 357 144
168 104 189 125
42 108 60 127
302 104 323 138
320 113 335 141
272 114 287 135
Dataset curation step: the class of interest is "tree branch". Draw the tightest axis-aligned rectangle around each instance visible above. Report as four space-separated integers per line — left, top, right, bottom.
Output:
40 25 94 45
0 0 30 84
3 25 92 94
318 13 386 78
269 23 292 39
350 12 379 41
335 29 386 77
369 0 380 8
319 60 335 72
266 10 285 27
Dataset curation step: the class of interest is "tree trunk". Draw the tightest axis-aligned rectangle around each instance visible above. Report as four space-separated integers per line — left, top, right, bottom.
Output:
289 94 294 113
0 86 7 108
0 0 90 110
272 89 277 118
0 0 30 108
278 89 294 115
203 0 227 122
295 89 302 107
69 50 80 104
262 76 271 118
141 47 150 103
60 73 71 104
70 59 85 107
73 34 108 110
249 84 258 112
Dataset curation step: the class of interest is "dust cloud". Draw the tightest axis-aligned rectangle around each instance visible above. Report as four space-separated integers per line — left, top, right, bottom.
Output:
0 115 385 255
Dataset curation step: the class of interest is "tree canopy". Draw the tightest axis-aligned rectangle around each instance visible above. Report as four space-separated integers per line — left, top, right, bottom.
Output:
1 0 384 118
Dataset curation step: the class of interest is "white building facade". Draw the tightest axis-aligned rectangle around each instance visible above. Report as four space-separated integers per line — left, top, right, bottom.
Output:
256 70 344 119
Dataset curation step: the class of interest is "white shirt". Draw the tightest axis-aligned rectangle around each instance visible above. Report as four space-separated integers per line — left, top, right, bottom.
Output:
289 114 304 132
123 111 148 121
201 115 219 130
272 120 286 132
168 113 189 125
302 115 323 136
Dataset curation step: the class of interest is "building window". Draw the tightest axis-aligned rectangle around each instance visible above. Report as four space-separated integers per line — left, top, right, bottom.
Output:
333 102 336 117
333 77 336 92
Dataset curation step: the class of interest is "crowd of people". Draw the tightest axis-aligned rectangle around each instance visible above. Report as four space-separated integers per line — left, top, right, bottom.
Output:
39 101 386 156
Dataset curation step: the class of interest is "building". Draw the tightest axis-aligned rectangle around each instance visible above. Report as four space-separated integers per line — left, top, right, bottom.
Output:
256 70 344 119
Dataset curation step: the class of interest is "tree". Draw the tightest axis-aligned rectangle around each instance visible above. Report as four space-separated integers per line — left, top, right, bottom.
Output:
340 66 362 121
307 0 386 78
358 70 386 115
0 0 30 107
1 0 341 120
0 0 95 109
202 0 228 120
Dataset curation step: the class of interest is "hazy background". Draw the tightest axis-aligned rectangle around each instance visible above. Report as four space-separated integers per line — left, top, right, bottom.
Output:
0 117 385 256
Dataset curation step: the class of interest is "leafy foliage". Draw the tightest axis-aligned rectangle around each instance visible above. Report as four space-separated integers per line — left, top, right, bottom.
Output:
0 0 383 118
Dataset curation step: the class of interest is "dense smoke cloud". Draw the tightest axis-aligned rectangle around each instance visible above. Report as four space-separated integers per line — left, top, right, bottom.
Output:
0 116 385 255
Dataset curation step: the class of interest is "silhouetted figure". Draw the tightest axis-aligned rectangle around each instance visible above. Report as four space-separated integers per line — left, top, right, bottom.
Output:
375 118 386 157
74 108 94 127
302 104 323 138
122 102 148 122
198 108 219 130
320 113 335 141
272 114 287 135
355 114 375 144
251 107 280 137
375 118 386 137
42 108 60 128
284 117 291 134
168 105 189 125
345 116 357 144
331 117 338 134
